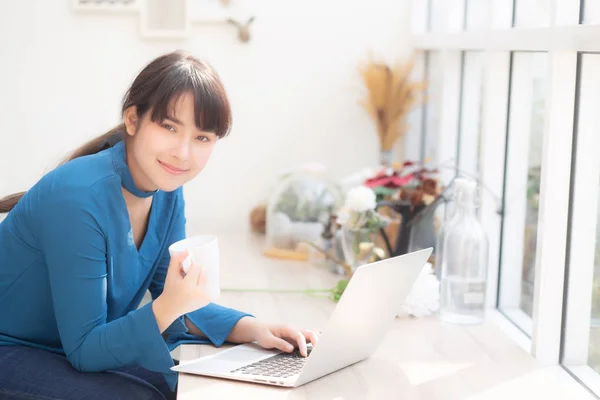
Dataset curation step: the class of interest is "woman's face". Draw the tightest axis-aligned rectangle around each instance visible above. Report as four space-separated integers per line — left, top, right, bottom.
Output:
124 92 218 193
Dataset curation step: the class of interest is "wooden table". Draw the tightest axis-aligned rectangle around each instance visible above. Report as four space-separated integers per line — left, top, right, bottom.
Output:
176 233 594 399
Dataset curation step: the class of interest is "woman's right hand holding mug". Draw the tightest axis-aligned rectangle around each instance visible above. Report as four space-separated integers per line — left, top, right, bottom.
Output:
152 251 210 333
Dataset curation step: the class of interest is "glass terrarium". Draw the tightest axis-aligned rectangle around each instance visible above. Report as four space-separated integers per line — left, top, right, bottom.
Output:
264 169 343 259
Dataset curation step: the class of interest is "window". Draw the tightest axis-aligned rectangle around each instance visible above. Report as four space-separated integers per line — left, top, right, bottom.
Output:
497 52 547 331
429 0 446 32
412 0 600 394
465 0 491 30
592 183 600 370
513 0 552 27
562 53 600 393
582 1 600 24
429 0 464 32
457 51 485 180
422 52 443 163
404 52 427 162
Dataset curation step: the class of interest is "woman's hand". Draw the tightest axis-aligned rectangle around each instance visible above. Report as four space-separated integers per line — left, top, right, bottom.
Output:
152 251 210 332
236 318 320 358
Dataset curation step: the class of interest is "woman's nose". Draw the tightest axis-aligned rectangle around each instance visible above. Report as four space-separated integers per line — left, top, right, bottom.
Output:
173 139 190 161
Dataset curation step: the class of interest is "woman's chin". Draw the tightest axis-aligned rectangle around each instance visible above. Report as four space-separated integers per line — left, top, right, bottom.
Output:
154 178 185 193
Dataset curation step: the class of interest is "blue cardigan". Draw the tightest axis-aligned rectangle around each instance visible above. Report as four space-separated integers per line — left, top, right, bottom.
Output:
0 140 250 390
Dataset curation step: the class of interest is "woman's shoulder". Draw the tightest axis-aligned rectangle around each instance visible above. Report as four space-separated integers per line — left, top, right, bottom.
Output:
9 151 118 233
28 149 119 212
43 149 117 194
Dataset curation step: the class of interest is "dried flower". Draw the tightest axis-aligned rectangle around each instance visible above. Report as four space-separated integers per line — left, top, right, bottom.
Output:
359 53 427 153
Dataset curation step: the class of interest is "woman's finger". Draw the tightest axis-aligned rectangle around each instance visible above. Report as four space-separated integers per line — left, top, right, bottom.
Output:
169 251 189 280
282 327 308 357
264 335 294 353
185 260 202 283
301 329 320 347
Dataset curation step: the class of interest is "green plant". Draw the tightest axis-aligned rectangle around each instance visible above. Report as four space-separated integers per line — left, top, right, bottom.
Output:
221 278 350 303
275 183 336 223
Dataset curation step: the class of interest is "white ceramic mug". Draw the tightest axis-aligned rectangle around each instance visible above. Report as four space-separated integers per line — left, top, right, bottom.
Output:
168 235 221 302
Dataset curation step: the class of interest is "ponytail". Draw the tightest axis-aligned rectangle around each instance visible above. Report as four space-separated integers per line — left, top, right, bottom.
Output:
0 123 125 213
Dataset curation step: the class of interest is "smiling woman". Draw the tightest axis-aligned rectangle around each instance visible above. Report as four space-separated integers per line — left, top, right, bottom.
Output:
0 50 318 400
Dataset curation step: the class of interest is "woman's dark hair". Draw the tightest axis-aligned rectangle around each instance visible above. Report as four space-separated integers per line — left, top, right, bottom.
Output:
0 50 231 213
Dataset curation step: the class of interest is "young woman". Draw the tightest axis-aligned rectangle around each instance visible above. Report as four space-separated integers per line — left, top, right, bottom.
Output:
0 50 318 400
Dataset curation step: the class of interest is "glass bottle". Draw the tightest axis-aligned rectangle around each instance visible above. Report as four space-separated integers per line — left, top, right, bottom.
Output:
433 188 455 280
438 177 489 324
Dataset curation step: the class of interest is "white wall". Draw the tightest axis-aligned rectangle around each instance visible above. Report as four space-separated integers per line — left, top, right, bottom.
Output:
0 0 411 233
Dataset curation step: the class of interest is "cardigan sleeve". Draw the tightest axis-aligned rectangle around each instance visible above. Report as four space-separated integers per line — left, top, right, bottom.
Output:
38 186 179 389
148 191 253 348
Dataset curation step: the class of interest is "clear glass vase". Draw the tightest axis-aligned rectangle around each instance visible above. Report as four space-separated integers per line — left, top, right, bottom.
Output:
438 177 489 325
340 227 376 271
309 235 335 269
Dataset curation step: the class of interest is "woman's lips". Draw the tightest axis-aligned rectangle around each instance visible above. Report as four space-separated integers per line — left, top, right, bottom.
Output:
158 160 188 176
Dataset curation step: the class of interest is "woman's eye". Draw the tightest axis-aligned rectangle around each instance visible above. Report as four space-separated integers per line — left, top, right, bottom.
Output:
196 136 209 142
162 123 176 132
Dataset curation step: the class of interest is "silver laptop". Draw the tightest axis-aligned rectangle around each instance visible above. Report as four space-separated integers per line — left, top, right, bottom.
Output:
171 247 433 387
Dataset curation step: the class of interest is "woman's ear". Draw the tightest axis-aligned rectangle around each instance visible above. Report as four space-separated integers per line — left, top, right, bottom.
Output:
124 106 139 137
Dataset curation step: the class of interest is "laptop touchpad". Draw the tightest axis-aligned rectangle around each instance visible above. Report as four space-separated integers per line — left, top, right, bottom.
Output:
176 344 280 374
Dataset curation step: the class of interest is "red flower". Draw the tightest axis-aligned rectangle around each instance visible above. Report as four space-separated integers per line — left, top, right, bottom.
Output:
364 171 415 189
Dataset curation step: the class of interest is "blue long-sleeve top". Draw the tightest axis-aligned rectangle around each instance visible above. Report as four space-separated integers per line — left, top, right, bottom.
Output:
0 139 250 390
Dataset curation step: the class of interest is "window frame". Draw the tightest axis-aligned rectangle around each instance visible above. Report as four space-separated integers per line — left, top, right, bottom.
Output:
561 51 600 391
410 0 596 385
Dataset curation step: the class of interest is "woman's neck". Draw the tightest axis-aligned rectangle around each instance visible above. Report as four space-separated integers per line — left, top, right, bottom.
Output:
124 144 158 194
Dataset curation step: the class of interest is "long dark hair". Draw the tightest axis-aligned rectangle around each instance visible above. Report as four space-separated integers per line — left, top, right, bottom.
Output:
0 50 232 213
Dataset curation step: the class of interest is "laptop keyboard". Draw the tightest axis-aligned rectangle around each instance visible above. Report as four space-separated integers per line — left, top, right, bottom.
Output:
230 348 312 378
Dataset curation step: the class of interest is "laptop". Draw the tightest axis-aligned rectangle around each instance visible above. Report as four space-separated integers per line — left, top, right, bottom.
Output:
171 247 433 387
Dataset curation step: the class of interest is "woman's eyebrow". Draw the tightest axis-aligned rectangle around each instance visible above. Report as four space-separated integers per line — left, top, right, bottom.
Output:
165 116 184 125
